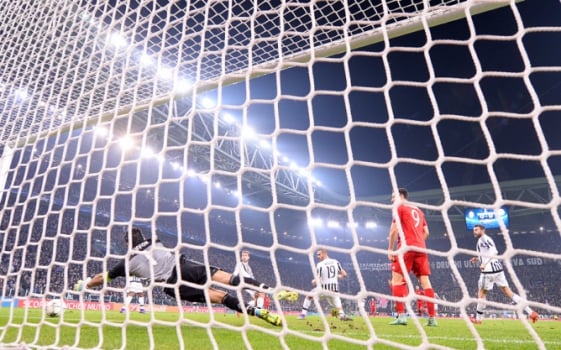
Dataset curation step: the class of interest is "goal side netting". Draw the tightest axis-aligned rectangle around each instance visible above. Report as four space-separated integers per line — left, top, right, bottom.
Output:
1 0 560 349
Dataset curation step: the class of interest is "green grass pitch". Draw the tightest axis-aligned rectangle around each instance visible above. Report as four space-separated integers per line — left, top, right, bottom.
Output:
1 309 560 349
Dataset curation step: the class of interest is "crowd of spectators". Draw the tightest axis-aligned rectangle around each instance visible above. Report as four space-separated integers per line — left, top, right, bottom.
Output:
1 205 560 317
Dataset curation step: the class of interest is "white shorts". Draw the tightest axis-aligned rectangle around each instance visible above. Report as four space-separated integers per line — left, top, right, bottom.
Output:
478 271 509 291
310 287 342 309
126 281 144 294
245 289 256 298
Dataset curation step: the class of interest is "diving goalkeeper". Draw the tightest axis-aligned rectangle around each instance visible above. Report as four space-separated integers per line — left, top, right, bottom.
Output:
74 227 282 326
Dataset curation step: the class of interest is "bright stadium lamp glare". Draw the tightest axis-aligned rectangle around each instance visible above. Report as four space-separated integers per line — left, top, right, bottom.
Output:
118 136 135 150
108 32 128 49
199 174 210 183
139 52 154 67
241 126 256 139
201 97 216 108
174 78 192 94
365 221 377 229
327 220 340 228
222 113 235 124
311 177 322 186
186 169 197 177
214 182 221 189
14 87 27 101
157 67 173 81
140 147 155 158
57 110 68 120
310 218 323 227
259 140 271 149
171 162 181 170
298 168 310 177
94 126 108 138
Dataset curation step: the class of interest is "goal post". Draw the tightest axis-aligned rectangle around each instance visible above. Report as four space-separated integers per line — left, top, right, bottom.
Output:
1 0 560 349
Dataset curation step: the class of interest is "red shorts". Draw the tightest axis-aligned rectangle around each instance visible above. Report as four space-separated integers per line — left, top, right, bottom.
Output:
391 251 431 277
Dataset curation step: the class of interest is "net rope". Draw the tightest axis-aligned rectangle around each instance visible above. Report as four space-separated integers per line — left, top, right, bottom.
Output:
1 0 560 349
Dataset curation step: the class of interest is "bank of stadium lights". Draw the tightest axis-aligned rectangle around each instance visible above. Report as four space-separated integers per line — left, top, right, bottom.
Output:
14 87 28 101
365 221 378 229
93 125 109 138
106 131 244 200
118 136 135 150
107 32 128 50
309 218 377 230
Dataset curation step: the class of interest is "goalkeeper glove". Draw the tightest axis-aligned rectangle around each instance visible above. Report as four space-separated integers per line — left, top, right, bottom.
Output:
74 277 91 291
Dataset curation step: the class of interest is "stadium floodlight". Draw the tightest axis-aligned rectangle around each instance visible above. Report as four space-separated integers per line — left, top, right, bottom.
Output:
199 174 210 183
107 32 128 49
138 52 154 67
327 220 340 228
241 126 256 139
200 97 216 109
93 125 107 138
14 87 27 101
309 218 323 228
140 147 155 158
365 221 377 229
173 78 192 94
118 136 135 150
259 140 271 149
222 113 235 124
157 67 173 81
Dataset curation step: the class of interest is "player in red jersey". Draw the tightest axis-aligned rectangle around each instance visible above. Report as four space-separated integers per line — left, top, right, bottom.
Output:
388 188 438 327
369 298 377 316
415 285 425 316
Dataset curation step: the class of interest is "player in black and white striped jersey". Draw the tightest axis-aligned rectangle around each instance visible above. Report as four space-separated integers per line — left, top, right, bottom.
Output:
470 224 538 324
234 250 265 309
298 248 351 321
121 276 146 313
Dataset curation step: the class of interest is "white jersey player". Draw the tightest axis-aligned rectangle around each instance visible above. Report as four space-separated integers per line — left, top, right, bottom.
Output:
298 248 351 320
122 276 146 313
234 250 264 308
470 224 538 324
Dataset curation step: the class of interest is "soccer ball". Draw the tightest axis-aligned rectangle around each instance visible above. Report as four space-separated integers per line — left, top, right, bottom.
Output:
45 299 64 317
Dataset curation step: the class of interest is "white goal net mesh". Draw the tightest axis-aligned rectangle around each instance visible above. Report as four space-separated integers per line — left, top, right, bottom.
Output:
1 0 560 349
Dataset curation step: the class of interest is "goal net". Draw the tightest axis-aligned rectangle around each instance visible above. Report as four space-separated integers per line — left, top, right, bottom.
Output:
1 0 560 349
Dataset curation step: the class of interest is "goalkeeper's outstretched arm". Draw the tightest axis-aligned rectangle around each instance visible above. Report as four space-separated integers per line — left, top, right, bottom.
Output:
74 272 112 291
88 272 110 288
